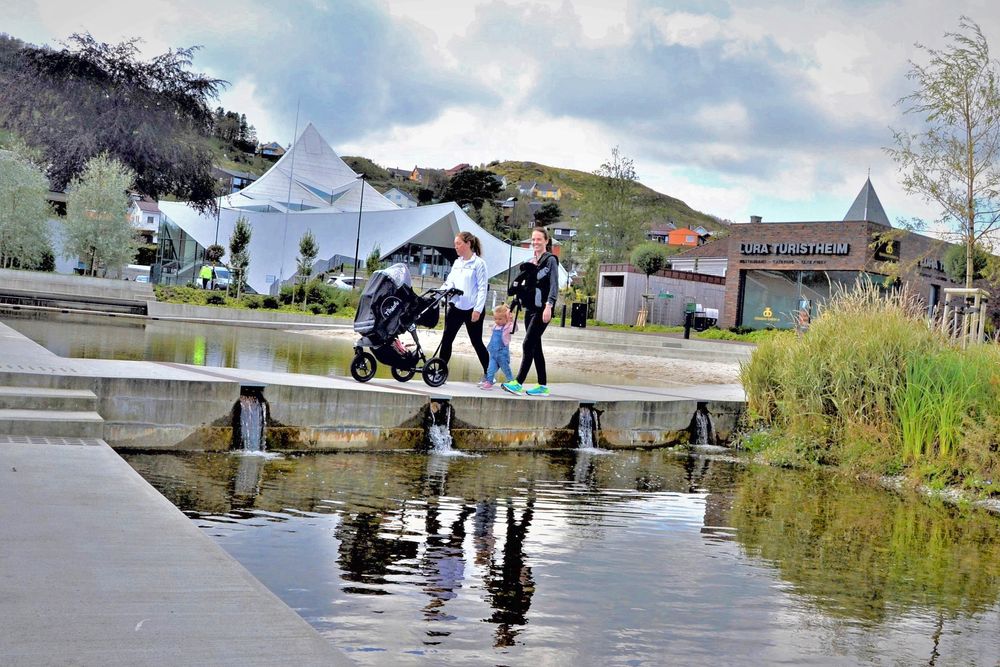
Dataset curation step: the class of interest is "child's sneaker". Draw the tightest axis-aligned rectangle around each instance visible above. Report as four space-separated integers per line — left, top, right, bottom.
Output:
481 381 494 390
501 381 523 395
476 376 487 387
525 385 550 397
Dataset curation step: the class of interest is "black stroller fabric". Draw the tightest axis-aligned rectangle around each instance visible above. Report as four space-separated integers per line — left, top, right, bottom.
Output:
354 264 416 346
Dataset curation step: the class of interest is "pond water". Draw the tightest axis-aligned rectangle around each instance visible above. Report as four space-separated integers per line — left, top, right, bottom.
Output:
1 312 620 385
122 449 1000 666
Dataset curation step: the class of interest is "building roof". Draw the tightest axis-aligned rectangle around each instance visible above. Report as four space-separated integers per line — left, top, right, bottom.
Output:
383 187 418 203
135 199 161 213
844 177 891 227
213 166 257 180
673 236 730 258
224 122 397 214
158 123 567 293
534 182 558 192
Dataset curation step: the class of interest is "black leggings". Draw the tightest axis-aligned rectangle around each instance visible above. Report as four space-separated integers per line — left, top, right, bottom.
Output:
516 309 549 385
440 305 489 374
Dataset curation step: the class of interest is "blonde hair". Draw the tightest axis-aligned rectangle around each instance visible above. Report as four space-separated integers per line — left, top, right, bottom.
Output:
493 303 511 320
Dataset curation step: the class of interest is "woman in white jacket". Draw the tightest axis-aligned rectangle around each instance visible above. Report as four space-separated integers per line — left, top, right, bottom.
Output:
440 231 490 382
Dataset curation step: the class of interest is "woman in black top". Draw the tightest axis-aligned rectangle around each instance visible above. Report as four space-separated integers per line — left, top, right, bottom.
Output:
502 227 559 397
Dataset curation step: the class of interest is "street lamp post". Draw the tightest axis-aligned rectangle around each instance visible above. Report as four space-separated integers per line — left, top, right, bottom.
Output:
352 174 367 287
506 196 517 291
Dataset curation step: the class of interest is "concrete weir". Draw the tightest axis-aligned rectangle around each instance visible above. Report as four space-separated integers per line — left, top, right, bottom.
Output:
0 322 745 451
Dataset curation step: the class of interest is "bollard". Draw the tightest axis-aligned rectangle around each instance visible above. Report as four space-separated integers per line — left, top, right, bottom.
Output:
561 303 567 327
683 310 693 339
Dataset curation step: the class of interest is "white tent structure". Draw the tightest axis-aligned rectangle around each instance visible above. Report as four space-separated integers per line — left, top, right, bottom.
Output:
156 123 554 294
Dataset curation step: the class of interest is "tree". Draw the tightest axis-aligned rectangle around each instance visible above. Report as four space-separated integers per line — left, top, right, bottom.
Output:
441 170 501 211
0 33 226 212
477 200 504 236
228 215 252 299
0 147 54 269
887 17 1000 288
205 244 226 263
630 242 671 295
579 147 647 262
295 230 318 308
62 154 137 276
365 244 385 274
417 188 434 204
943 241 990 282
534 202 562 226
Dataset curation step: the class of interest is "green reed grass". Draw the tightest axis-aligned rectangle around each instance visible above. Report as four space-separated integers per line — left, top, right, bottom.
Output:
739 280 1000 486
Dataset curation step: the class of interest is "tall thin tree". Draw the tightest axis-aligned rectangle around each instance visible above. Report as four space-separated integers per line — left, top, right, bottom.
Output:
887 17 1000 287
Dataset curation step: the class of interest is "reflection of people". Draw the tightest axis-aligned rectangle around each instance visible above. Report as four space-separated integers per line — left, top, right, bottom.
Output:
440 232 490 383
481 304 514 390
421 503 474 619
503 227 559 397
484 497 536 647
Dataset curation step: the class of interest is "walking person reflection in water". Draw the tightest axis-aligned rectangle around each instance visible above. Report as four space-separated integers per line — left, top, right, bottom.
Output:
440 231 490 384
483 495 536 647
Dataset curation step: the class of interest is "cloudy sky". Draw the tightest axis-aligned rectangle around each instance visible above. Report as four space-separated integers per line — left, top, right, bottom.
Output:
5 0 1000 228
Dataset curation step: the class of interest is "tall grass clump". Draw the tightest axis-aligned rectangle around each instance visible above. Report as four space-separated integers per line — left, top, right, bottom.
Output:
741 279 1000 489
740 281 943 468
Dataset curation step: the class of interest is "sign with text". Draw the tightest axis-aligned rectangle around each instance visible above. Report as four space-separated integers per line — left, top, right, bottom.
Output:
740 242 850 256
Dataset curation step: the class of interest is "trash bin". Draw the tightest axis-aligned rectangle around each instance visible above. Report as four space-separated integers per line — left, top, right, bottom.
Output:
571 302 587 328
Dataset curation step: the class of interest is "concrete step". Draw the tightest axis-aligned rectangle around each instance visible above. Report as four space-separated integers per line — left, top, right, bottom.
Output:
0 386 99 411
0 409 104 439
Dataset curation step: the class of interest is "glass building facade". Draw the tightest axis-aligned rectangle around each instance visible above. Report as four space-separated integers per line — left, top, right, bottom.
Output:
150 215 208 286
739 269 890 330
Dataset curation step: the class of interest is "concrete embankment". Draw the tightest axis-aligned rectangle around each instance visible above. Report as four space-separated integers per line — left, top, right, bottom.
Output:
0 321 745 451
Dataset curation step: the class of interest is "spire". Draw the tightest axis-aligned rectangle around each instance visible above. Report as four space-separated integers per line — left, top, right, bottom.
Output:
844 177 890 227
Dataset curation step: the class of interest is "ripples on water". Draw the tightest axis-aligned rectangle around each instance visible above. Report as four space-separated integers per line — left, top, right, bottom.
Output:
122 450 1000 666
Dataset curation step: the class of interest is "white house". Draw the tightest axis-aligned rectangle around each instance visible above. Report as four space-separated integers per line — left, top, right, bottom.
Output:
382 187 418 208
129 196 161 244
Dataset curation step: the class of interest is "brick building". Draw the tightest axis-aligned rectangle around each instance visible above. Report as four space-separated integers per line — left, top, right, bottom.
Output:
722 179 959 329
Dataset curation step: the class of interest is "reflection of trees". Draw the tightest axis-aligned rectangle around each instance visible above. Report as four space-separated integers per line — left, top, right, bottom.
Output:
336 512 418 590
732 466 1000 623
484 496 536 647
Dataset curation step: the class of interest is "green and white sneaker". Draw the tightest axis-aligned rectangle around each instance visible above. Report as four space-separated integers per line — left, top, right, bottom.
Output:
501 381 523 395
525 385 550 397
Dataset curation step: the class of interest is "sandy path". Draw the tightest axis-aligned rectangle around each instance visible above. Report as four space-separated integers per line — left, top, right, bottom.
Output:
298 327 743 387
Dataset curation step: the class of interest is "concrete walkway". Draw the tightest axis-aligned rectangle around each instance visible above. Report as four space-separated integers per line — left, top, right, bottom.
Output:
0 435 348 666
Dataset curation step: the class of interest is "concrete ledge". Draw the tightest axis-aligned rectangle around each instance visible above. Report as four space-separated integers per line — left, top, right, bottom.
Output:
0 267 153 301
147 301 348 327
0 438 347 665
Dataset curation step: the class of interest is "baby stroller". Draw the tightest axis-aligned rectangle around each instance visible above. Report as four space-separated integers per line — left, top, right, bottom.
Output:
350 263 461 387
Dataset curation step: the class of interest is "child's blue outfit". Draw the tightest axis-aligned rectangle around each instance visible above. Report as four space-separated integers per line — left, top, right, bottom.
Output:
485 321 514 384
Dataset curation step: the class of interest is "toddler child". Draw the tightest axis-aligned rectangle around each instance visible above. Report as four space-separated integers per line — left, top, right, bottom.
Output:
481 304 514 390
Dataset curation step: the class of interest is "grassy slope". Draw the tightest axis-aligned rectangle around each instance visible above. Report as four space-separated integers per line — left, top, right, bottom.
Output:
202 142 725 234
491 160 726 233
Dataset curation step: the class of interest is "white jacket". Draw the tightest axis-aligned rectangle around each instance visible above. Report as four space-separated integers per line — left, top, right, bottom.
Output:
442 254 488 313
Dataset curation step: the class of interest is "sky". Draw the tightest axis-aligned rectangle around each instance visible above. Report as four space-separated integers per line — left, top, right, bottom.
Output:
4 0 1000 231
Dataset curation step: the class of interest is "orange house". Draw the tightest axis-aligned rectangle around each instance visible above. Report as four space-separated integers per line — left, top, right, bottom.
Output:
667 227 700 247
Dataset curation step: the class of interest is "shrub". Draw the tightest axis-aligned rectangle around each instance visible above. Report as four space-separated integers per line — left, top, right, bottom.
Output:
262 295 280 309
205 293 226 305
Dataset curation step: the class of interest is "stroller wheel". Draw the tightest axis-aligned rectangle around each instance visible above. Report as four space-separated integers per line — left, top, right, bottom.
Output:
391 366 415 382
422 357 448 387
350 352 377 382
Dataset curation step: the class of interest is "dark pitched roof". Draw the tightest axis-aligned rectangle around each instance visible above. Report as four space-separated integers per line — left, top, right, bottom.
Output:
673 236 730 258
844 177 891 227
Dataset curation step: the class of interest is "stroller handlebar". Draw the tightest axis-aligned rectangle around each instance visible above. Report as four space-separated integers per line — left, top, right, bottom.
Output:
429 287 463 296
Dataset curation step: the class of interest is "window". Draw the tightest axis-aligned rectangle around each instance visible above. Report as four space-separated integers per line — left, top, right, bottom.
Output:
686 235 695 243
602 275 624 287
147 216 155 225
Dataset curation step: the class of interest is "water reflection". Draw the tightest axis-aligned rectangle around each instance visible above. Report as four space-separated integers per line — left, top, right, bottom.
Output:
122 450 1000 666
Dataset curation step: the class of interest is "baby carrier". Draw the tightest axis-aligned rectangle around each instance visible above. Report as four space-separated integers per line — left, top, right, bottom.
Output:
508 251 556 330
351 263 461 387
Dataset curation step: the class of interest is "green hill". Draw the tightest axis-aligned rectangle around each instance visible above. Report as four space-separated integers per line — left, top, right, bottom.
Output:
490 160 726 233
